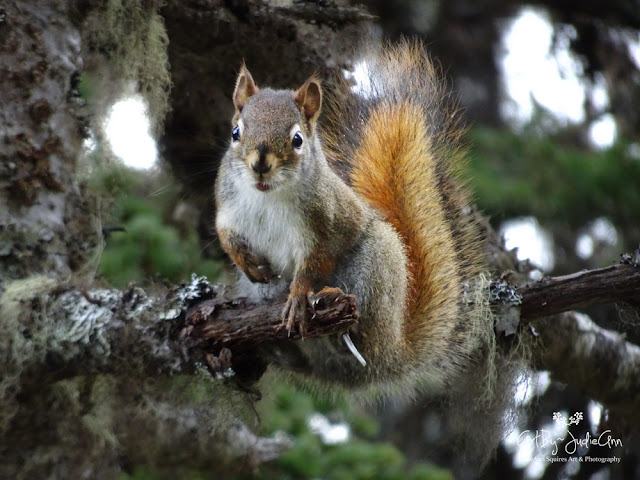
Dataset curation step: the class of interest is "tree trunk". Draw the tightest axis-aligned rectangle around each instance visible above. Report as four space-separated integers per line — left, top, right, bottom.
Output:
0 2 289 477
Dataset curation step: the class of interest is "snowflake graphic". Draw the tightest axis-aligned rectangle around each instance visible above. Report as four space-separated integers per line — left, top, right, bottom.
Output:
553 411 583 426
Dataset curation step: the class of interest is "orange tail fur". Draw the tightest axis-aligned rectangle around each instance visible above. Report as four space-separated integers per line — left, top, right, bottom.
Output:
323 40 482 362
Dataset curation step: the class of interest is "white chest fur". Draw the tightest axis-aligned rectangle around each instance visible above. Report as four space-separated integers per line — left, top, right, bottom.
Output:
217 180 312 280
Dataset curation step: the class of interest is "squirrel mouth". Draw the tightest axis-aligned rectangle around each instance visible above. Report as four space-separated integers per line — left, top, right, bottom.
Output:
255 182 271 192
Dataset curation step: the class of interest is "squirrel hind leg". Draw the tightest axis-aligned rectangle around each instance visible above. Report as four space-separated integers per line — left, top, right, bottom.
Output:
327 219 410 387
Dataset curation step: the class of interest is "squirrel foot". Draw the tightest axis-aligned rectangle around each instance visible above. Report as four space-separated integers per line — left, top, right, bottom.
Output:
313 286 346 308
282 289 316 337
234 237 276 283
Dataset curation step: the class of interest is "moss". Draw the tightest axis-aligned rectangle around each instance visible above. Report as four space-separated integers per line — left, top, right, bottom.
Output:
82 0 171 136
0 276 58 432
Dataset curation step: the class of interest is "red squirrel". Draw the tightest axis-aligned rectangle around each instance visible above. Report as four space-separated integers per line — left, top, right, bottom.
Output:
215 40 486 398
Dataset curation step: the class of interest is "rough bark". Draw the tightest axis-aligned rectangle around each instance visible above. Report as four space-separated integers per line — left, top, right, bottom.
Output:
0 0 100 285
186 286 358 349
531 311 640 430
6 277 358 390
519 261 640 320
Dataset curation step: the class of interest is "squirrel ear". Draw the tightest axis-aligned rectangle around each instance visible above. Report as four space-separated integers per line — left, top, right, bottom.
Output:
233 64 258 112
294 77 322 122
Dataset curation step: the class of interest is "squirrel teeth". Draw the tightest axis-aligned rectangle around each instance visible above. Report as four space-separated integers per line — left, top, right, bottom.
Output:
342 333 367 367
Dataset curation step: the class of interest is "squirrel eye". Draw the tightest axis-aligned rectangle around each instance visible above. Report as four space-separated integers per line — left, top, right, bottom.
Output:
232 126 240 142
292 132 303 149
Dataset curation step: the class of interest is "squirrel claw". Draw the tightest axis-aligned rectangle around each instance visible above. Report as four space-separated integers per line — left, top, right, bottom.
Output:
313 286 345 309
282 291 312 338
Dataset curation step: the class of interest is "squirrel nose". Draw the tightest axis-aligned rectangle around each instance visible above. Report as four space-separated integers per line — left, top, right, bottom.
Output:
252 144 272 174
251 161 271 174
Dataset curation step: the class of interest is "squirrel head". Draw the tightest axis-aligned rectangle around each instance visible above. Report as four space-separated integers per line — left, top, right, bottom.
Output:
228 64 323 193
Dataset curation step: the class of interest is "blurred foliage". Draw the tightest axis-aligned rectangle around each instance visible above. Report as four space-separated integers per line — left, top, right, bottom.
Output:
76 72 96 101
243 382 452 480
88 163 221 288
122 380 452 480
467 126 640 229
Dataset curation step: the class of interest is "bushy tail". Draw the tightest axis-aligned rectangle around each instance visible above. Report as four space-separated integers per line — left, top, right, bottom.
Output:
322 39 482 369
322 42 523 468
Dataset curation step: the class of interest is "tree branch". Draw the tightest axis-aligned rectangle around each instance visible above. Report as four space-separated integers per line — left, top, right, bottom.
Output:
518 256 640 321
11 250 638 402
487 248 640 325
8 277 358 391
183 286 359 351
496 248 640 429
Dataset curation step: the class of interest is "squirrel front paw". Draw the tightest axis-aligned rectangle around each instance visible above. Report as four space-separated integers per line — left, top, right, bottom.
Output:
244 262 275 284
239 246 275 283
282 289 315 337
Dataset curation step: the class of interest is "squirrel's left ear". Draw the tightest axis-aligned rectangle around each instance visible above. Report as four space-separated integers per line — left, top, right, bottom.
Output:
233 64 258 112
294 77 322 123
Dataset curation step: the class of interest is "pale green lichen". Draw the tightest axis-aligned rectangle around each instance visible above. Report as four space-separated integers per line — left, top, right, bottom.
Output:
176 274 215 303
49 288 120 360
444 272 532 468
467 272 500 405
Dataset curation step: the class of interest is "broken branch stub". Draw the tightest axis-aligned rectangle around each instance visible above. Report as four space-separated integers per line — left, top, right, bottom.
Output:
183 286 359 353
